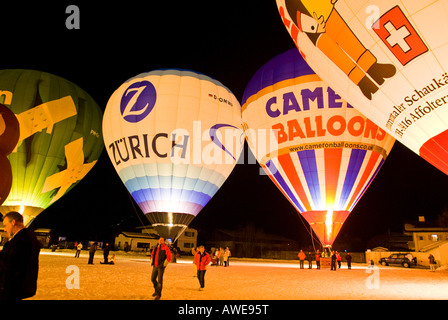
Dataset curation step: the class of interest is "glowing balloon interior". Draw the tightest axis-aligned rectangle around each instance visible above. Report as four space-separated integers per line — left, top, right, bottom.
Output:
277 0 448 175
103 69 243 242
242 49 395 246
0 70 104 225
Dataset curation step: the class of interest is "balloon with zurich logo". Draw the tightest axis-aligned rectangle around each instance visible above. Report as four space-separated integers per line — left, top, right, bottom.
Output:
277 0 448 175
103 69 244 242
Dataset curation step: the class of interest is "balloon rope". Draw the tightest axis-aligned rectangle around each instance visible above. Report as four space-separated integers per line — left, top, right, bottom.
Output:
126 192 153 236
296 213 321 252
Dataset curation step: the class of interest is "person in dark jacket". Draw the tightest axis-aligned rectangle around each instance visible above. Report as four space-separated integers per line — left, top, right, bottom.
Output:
428 254 436 272
307 252 313 269
88 242 97 264
345 252 352 270
0 211 40 300
150 237 171 300
101 243 110 264
331 250 337 271
315 250 321 269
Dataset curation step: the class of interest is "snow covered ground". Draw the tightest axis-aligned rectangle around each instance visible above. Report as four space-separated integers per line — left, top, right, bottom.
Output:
29 249 448 300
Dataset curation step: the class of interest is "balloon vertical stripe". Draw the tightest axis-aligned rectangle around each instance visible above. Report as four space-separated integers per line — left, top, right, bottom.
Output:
338 149 366 209
297 150 322 209
347 156 384 212
278 154 312 211
324 148 342 209
266 159 306 212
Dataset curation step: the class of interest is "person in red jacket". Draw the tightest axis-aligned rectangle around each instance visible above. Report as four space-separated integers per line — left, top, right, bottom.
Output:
150 237 171 300
194 245 211 291
315 250 321 270
298 250 306 269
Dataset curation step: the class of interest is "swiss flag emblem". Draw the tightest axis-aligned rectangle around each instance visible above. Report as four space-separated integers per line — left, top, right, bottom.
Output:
373 6 428 66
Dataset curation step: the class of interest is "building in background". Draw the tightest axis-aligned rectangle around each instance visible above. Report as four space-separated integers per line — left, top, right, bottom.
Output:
404 216 448 252
114 225 197 253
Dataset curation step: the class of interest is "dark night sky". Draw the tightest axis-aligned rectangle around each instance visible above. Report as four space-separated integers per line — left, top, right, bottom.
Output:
3 1 448 250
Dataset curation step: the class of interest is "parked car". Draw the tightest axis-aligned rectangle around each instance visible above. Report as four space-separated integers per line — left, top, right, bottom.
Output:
379 253 414 268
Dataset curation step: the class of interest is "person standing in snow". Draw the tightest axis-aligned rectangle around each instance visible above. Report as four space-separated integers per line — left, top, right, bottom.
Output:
306 252 313 269
345 252 352 270
428 254 437 272
101 243 110 264
194 245 211 291
315 250 321 269
88 242 97 265
223 247 231 267
298 250 306 269
219 247 225 266
75 242 82 258
224 247 231 267
331 251 337 271
150 237 172 300
336 251 342 269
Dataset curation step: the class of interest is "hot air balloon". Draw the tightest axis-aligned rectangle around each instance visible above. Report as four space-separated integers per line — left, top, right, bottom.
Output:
103 69 243 242
0 70 104 225
242 49 395 247
277 0 448 175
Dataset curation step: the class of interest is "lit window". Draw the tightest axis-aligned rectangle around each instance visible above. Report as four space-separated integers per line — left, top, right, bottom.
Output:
431 234 439 241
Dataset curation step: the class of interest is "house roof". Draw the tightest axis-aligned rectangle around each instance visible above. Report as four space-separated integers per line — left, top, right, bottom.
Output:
404 221 448 232
119 231 158 240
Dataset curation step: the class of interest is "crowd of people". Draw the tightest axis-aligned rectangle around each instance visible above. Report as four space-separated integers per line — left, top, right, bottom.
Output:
209 247 231 267
71 238 227 299
73 241 115 265
297 249 353 270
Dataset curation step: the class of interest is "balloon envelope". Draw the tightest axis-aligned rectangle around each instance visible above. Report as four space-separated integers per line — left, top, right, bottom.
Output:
242 49 395 246
0 70 104 225
277 0 448 175
103 69 243 242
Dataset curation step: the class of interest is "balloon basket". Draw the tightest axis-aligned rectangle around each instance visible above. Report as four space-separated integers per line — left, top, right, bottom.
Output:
320 257 331 269
318 245 330 268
